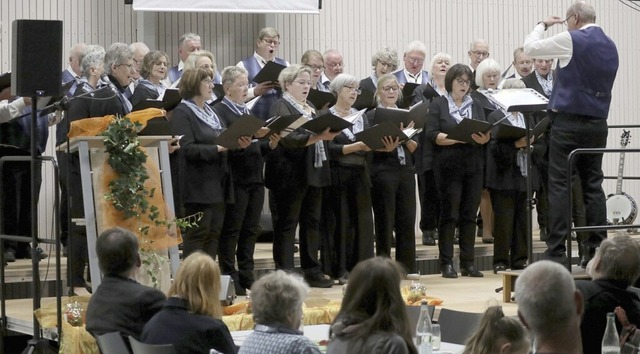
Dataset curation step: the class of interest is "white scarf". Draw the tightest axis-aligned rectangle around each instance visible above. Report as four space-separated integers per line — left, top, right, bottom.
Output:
181 98 223 136
282 92 327 168
446 93 474 123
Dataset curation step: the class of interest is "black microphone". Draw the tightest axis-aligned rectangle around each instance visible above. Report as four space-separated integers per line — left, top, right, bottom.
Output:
100 74 119 94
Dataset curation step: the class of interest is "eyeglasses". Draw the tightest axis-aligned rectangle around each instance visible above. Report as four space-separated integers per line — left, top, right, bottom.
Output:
326 62 343 68
307 65 325 72
407 57 424 65
455 78 471 86
201 79 214 87
470 50 490 58
262 39 280 46
294 80 313 86
378 61 394 68
118 63 136 71
563 13 576 26
344 85 362 94
381 85 400 93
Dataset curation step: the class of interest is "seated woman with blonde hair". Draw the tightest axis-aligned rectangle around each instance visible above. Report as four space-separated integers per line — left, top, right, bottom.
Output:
141 252 238 353
462 306 529 354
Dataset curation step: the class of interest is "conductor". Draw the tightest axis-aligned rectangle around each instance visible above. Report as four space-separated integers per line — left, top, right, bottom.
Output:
523 1 618 266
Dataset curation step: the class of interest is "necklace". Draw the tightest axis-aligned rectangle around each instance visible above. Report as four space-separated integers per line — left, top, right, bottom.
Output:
333 106 351 116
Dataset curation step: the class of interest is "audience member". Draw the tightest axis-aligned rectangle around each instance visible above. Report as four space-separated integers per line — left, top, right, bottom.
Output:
141 252 238 354
86 227 166 340
328 257 417 354
515 260 583 354
462 306 530 354
238 270 322 353
577 234 640 354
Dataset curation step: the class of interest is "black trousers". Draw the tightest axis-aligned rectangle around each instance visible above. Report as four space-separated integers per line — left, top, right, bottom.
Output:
434 163 483 267
1 159 41 257
371 168 416 273
547 113 608 258
183 202 226 260
58 151 90 287
418 169 440 232
271 184 324 275
218 183 264 289
490 189 528 268
325 165 374 277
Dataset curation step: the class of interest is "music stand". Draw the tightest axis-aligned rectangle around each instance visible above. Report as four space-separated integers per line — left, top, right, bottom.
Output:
478 88 549 264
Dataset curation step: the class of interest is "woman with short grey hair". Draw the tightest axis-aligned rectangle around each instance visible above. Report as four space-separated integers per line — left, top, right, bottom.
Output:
360 47 398 95
239 271 321 353
266 64 339 288
325 73 374 284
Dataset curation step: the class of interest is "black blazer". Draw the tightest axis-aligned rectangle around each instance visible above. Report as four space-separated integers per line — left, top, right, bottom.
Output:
171 102 229 204
213 102 271 186
130 82 160 108
485 110 545 192
264 99 331 190
359 77 376 95
86 275 166 340
425 95 486 174
141 297 238 354
521 71 555 98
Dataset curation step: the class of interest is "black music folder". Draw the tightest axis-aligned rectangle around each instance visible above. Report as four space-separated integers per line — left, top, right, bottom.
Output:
301 112 353 134
138 116 172 136
265 114 306 137
493 116 550 140
306 89 336 110
209 84 225 106
216 114 265 149
446 118 493 144
400 82 420 108
353 89 376 111
373 100 429 129
133 88 181 112
252 61 287 84
355 121 412 150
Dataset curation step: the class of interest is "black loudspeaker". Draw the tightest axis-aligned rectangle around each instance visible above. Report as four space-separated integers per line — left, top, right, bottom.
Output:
11 20 63 97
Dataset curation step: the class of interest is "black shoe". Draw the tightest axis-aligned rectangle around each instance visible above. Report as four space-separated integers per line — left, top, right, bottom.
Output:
461 265 484 277
441 264 458 278
422 230 436 246
511 263 526 270
482 237 494 244
338 272 349 285
27 247 47 260
304 273 334 288
493 265 507 274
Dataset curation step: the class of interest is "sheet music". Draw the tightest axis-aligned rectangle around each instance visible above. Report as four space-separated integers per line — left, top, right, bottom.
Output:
479 88 549 112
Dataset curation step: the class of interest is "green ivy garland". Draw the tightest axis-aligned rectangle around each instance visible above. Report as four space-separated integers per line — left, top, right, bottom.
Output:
101 115 200 287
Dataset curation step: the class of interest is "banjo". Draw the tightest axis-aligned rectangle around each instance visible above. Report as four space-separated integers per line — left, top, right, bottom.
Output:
606 130 637 225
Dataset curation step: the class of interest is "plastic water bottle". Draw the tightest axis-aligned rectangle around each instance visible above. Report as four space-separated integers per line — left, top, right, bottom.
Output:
416 300 433 354
602 312 620 354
